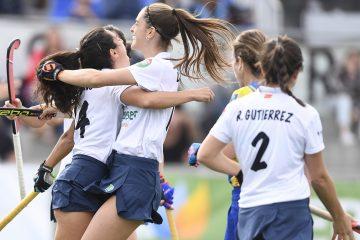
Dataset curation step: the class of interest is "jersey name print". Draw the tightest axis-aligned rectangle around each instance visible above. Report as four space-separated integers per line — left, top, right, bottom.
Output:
236 109 294 123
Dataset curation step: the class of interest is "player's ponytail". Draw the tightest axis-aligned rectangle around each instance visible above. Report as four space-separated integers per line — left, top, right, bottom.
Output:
260 36 305 107
145 3 235 83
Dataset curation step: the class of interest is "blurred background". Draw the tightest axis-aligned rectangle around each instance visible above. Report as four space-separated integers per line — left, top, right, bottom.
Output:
0 0 359 239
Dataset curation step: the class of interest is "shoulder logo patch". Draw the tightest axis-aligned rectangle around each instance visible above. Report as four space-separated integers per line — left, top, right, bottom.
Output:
136 58 153 68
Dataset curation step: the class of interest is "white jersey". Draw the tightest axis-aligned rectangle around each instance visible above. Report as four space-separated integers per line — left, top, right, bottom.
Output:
210 86 325 208
112 52 178 162
72 85 126 163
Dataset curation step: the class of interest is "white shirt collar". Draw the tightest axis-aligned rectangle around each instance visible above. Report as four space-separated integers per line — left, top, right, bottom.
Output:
258 86 283 94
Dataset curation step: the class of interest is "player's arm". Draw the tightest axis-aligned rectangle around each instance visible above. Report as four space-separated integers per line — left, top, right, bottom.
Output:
197 135 240 176
305 152 354 238
34 121 75 192
44 120 75 168
120 86 214 109
38 61 136 88
59 68 136 88
222 143 237 160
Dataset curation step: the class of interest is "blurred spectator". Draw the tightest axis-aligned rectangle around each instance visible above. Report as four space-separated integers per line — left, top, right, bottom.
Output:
188 0 252 25
49 0 103 21
164 106 199 164
21 26 64 106
0 0 24 15
335 50 360 145
101 0 152 19
199 85 235 138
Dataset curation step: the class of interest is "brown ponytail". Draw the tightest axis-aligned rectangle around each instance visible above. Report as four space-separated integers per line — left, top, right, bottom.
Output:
145 3 235 84
260 36 305 107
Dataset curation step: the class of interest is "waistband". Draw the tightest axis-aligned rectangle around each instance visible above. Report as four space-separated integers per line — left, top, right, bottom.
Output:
72 154 107 169
113 152 159 171
271 198 309 209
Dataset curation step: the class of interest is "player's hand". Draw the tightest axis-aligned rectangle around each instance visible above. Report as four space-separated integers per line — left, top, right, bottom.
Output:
190 87 215 103
188 143 201 167
332 214 355 240
39 106 58 120
160 176 174 209
33 161 54 193
3 98 23 120
37 61 64 82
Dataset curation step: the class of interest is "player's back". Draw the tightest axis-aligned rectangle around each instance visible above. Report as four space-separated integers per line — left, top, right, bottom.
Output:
222 86 324 208
72 86 123 163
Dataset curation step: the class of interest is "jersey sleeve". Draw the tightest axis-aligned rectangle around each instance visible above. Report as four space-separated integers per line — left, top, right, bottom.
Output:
209 103 234 144
110 85 131 105
127 58 163 91
304 111 325 154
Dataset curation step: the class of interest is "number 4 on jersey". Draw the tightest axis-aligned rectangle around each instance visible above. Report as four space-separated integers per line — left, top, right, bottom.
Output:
75 101 90 138
251 132 269 171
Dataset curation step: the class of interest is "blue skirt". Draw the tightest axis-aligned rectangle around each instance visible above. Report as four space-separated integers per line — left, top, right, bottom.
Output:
237 198 313 240
51 154 108 221
84 152 162 224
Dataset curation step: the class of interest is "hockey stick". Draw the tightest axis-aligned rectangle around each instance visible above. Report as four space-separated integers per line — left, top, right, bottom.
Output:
6 39 26 199
0 191 39 231
310 204 360 234
165 209 179 240
0 107 42 117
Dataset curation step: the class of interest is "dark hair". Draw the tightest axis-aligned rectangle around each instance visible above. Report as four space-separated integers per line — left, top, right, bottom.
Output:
36 51 82 115
144 3 234 83
233 29 266 77
36 26 126 115
104 25 131 57
260 35 305 107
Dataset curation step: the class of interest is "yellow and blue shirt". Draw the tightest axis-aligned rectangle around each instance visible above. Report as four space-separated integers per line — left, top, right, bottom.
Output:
228 81 260 187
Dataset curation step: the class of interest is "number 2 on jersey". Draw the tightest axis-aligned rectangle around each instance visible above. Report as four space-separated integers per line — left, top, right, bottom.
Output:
75 101 90 138
251 132 269 171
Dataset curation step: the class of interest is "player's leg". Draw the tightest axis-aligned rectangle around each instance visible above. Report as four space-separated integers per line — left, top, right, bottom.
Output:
54 210 94 240
81 195 142 240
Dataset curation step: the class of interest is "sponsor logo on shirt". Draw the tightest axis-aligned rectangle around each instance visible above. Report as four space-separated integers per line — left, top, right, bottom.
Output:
123 110 138 120
136 58 153 68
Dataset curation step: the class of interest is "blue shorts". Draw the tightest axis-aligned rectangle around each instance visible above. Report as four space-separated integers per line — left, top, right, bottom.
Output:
51 154 108 221
224 187 240 240
237 198 313 240
84 152 162 224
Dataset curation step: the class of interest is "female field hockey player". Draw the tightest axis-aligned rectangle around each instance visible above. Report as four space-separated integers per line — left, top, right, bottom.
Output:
188 29 267 240
33 25 214 240
197 36 355 240
37 3 234 239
